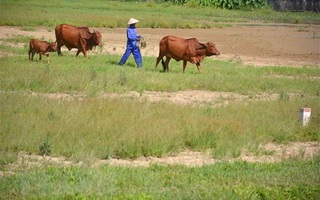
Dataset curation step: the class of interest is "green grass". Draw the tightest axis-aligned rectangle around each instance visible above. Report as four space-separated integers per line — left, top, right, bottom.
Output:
0 0 319 28
1 159 319 199
1 90 319 163
1 1 320 198
0 54 319 95
0 38 319 162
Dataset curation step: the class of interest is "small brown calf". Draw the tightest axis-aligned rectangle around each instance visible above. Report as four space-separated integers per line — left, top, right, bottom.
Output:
28 39 57 64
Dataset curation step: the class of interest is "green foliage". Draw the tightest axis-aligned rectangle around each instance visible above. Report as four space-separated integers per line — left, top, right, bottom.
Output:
161 0 267 9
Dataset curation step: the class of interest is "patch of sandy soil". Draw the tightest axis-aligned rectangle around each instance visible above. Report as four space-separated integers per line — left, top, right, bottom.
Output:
25 90 280 107
1 142 319 176
103 90 281 107
0 24 319 67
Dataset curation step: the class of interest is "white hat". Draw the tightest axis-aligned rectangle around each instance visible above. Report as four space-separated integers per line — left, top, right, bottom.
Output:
127 18 139 25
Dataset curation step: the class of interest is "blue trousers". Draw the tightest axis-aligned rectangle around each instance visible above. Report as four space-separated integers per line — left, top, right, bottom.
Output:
118 46 142 68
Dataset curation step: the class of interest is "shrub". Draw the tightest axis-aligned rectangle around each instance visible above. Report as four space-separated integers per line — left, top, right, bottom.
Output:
160 0 267 9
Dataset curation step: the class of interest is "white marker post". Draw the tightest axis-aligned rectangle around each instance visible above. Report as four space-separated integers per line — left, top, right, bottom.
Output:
300 108 311 126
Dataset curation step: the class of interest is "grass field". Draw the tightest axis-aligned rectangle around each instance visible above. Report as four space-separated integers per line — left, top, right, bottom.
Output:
0 0 320 199
1 52 319 160
1 160 319 199
0 0 319 28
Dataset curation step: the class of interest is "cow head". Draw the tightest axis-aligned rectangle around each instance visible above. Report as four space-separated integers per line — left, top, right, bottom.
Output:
48 42 57 52
205 42 220 56
92 31 103 47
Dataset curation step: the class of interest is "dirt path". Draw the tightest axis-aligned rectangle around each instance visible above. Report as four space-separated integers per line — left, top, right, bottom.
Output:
0 24 319 67
2 142 318 174
26 90 279 108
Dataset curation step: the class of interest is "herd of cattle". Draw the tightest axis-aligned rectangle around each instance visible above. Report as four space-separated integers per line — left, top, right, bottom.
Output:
28 24 102 64
28 24 220 73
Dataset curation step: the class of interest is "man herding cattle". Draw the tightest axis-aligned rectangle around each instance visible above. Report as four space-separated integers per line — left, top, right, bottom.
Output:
55 24 102 57
28 39 57 64
155 36 220 73
118 18 143 68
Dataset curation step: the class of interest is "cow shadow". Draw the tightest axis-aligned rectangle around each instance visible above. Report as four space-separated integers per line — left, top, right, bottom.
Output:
155 68 182 74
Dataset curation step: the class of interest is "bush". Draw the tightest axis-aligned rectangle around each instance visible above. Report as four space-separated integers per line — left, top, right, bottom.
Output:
159 0 267 9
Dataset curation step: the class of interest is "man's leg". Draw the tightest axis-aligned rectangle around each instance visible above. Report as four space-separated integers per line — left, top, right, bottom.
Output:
132 47 142 68
118 47 132 65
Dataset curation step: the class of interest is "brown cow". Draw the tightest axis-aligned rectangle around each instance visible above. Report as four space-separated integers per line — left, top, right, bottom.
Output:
28 39 57 64
55 24 102 57
155 36 220 73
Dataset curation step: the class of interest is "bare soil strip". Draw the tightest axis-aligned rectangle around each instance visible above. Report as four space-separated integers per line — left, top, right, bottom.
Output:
104 91 281 107
8 90 280 108
2 142 318 176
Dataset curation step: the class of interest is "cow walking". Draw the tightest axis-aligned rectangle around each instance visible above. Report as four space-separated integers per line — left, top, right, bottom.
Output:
28 39 57 64
155 36 220 73
55 24 102 57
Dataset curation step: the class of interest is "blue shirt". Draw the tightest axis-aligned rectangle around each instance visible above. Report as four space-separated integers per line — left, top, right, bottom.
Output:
126 26 140 48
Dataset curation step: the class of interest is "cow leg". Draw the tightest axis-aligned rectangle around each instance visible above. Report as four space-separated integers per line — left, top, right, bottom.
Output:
76 49 82 57
196 63 202 74
183 60 187 73
28 50 31 61
46 54 50 64
155 56 163 71
31 52 35 61
82 49 87 57
164 57 171 72
57 42 63 56
161 59 166 72
79 36 87 57
79 48 87 57
39 53 42 61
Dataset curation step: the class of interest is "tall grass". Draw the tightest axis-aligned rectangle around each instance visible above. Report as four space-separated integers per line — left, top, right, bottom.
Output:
0 0 319 28
1 88 319 162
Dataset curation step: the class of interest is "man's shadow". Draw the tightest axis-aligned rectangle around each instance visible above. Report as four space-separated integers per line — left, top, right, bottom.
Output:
110 61 136 68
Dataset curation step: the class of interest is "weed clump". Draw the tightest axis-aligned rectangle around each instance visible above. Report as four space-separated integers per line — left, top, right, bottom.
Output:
39 136 52 156
119 69 127 86
278 91 289 101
